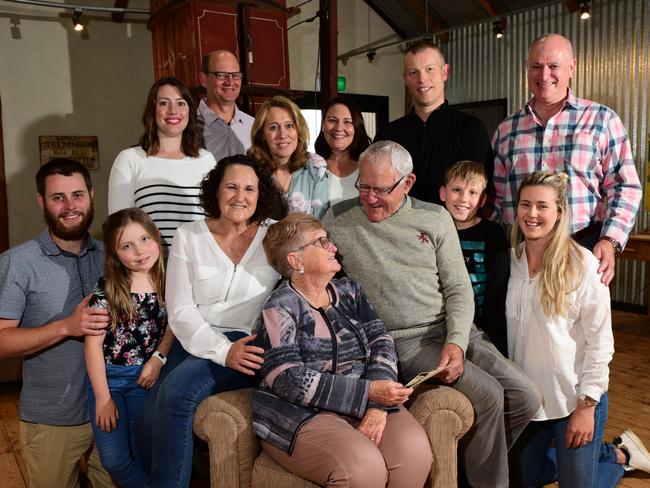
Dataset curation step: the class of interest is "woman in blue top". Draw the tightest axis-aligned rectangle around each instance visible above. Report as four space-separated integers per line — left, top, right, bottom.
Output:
249 96 329 219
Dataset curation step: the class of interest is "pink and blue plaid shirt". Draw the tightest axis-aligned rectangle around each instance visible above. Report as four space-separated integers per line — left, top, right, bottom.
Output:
488 90 641 247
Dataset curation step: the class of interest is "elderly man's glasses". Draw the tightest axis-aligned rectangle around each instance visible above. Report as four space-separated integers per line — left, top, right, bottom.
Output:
296 236 335 251
205 71 243 81
355 176 404 196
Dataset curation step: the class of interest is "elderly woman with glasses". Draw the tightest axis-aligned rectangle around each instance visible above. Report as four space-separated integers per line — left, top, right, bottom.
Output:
252 213 433 487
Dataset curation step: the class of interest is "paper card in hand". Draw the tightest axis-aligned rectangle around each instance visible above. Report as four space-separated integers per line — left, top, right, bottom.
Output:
405 367 444 389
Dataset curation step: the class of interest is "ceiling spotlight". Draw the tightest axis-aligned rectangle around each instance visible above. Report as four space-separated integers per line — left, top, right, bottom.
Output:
366 49 376 63
72 8 84 31
493 20 505 39
579 2 591 20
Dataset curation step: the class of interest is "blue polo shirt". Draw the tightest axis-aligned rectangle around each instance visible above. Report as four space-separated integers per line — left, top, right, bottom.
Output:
0 230 104 425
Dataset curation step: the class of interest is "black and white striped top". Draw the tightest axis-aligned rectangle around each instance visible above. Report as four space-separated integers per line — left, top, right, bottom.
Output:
108 146 217 246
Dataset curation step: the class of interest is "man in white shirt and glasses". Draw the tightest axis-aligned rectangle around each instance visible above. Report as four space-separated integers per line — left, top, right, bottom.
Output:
199 49 254 162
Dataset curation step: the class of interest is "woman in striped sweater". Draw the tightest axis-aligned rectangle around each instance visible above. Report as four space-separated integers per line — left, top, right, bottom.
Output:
108 76 216 248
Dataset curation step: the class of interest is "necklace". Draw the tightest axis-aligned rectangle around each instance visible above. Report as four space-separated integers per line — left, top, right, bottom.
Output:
290 281 331 309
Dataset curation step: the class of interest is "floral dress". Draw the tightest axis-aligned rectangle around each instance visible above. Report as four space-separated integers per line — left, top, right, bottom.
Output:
285 152 330 220
89 277 167 366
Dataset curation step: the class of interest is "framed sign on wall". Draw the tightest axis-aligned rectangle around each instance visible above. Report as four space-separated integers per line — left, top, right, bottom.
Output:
39 136 99 170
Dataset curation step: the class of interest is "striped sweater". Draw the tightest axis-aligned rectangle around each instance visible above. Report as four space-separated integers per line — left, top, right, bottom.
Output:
108 146 216 246
252 278 398 453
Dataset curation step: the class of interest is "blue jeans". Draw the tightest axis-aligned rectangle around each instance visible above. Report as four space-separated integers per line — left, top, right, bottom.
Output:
515 393 625 487
137 332 259 488
88 363 149 488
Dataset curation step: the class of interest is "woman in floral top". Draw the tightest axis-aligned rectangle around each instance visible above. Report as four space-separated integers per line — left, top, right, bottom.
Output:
85 208 174 488
249 95 330 220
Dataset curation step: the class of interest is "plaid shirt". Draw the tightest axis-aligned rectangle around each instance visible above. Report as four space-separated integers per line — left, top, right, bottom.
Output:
488 90 641 247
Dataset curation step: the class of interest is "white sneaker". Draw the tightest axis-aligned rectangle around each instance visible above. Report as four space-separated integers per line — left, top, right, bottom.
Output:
615 429 650 474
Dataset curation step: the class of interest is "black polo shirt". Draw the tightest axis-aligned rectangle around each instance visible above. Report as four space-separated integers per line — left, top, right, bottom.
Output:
375 101 492 205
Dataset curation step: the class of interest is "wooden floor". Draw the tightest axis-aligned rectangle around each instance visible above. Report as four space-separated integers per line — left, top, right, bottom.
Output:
1 310 649 487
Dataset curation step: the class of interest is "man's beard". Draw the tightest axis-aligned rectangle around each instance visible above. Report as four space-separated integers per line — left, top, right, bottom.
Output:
44 203 94 241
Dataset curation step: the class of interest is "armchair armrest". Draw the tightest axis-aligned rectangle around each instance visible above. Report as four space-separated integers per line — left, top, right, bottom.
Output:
408 385 474 488
194 388 258 488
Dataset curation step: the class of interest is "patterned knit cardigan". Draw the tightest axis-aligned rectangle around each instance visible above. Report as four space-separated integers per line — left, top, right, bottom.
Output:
252 278 399 453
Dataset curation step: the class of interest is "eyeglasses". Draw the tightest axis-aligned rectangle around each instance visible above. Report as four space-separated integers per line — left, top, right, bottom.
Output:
296 235 335 251
205 71 243 81
355 176 404 196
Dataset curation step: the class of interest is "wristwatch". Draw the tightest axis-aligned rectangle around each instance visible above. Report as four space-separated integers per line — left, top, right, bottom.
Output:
152 350 167 365
601 236 623 253
579 394 598 407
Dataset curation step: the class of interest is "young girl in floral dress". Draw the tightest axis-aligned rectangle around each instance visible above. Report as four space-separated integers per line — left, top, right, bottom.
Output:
85 208 174 487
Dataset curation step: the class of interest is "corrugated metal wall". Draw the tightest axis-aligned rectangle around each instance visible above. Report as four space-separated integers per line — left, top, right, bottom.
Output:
444 0 650 306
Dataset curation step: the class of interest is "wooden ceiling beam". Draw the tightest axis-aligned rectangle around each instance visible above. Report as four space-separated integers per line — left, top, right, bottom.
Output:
563 0 581 13
475 0 499 17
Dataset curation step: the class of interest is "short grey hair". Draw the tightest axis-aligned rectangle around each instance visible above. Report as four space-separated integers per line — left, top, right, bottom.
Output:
359 140 413 178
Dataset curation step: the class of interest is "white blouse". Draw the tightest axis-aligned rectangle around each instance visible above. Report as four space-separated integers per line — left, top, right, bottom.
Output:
506 243 614 420
327 168 359 205
166 219 280 366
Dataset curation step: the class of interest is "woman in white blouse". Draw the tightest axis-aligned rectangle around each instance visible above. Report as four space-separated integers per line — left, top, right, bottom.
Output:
507 171 649 487
314 96 371 205
138 155 280 487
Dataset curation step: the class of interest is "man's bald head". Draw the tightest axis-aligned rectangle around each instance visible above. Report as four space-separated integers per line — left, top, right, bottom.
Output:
528 33 574 60
202 50 240 72
526 33 576 107
200 50 242 108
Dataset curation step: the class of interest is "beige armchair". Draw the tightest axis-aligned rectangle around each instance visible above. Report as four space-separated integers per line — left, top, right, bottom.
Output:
194 385 474 488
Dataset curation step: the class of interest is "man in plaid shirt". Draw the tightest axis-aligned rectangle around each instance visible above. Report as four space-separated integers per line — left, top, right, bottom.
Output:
490 33 641 286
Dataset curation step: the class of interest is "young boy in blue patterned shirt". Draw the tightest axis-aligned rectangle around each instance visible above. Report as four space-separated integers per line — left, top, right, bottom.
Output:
439 160 509 356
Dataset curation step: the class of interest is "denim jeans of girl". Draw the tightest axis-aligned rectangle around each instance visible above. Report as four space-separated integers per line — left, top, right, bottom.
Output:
515 393 625 487
88 363 149 488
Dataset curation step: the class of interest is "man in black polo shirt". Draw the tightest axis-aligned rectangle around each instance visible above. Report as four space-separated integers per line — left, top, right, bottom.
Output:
375 40 492 205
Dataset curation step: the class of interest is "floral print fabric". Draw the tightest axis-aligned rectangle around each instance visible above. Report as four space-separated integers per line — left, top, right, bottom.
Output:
89 277 167 366
285 152 330 220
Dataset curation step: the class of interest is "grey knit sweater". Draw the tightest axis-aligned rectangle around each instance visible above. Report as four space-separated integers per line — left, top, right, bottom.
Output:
323 196 474 352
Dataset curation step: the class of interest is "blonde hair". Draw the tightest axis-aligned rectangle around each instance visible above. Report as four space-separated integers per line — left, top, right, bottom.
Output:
263 213 323 278
443 160 487 190
249 96 310 173
511 171 583 317
102 208 165 330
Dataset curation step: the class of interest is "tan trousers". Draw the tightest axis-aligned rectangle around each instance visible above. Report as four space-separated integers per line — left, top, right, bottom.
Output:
20 421 115 488
261 407 432 487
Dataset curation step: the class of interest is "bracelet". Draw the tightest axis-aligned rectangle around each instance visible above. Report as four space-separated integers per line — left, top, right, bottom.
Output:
152 350 167 365
600 236 622 253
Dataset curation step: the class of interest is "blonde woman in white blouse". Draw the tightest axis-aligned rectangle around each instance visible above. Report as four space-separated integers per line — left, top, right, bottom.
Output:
507 171 649 487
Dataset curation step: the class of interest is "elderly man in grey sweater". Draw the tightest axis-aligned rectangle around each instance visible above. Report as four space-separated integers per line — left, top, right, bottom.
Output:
322 140 540 488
